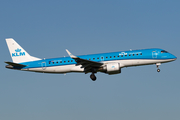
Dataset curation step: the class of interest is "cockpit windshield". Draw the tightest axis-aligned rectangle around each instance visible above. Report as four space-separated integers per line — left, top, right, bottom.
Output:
161 50 168 53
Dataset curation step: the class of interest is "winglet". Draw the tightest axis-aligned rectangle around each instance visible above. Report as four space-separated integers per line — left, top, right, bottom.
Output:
66 49 78 58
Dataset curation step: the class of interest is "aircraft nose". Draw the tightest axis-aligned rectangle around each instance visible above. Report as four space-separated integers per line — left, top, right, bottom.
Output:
171 54 177 60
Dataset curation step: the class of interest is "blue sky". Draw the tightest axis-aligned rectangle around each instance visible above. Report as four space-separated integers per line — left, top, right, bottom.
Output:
0 0 180 120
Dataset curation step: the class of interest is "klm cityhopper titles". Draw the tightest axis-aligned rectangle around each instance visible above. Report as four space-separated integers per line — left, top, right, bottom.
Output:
5 38 177 81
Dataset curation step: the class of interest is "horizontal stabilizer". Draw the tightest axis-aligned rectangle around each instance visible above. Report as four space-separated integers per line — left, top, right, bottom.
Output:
5 61 26 67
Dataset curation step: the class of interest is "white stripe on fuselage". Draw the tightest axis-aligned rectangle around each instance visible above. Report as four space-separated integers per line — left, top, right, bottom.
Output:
21 59 175 73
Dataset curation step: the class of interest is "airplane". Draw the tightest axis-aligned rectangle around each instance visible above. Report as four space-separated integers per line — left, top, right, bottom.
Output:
5 38 177 81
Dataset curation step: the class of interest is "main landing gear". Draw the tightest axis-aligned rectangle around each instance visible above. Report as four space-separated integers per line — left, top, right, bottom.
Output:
156 63 161 72
90 69 97 81
90 73 96 81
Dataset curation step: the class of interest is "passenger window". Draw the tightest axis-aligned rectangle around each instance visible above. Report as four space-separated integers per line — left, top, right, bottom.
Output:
129 54 131 56
140 53 142 55
49 61 51 64
106 57 108 58
97 58 99 59
125 55 127 57
117 56 119 57
114 56 116 58
56 61 58 63
64 61 66 63
68 60 70 62
93 58 95 60
60 61 62 63
121 55 123 57
110 56 112 58
136 54 138 55
89 58 91 60
71 60 73 62
133 54 135 56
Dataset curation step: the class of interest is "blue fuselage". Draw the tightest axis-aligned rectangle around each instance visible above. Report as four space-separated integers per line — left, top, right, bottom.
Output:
19 48 176 70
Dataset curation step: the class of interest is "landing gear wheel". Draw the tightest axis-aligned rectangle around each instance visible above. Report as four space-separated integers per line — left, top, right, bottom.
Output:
157 69 160 72
90 74 96 81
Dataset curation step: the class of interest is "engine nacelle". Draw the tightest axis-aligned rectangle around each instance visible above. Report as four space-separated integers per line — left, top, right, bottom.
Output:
103 63 121 75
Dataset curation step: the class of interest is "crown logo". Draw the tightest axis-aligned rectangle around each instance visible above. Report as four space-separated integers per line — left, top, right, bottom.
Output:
15 48 21 52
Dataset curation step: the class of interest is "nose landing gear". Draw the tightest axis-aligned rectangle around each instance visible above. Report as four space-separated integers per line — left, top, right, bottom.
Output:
156 63 161 72
157 68 160 72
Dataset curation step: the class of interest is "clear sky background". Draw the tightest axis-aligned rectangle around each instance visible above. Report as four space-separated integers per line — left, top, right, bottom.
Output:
0 0 180 120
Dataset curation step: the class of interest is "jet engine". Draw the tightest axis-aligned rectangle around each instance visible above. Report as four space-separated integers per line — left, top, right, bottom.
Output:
103 63 121 75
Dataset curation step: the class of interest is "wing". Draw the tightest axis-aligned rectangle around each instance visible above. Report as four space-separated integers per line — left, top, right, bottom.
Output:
66 49 103 72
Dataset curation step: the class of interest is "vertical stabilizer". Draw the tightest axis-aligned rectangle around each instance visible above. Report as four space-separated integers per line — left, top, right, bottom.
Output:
6 38 41 63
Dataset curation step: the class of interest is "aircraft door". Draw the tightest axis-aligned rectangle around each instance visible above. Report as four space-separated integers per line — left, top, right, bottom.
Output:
152 51 158 58
41 62 46 70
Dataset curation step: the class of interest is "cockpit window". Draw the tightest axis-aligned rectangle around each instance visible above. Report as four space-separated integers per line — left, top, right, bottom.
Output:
161 50 168 53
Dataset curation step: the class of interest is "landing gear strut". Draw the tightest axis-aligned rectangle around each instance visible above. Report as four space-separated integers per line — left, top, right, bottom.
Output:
156 63 161 72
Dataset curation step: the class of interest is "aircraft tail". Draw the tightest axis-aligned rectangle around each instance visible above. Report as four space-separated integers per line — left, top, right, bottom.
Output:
6 38 41 63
